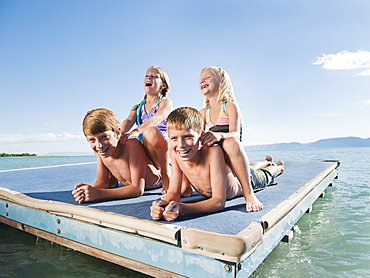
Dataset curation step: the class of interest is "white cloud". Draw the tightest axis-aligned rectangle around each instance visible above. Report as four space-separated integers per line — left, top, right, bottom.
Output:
353 99 370 105
313 50 370 76
357 69 370 76
0 132 84 143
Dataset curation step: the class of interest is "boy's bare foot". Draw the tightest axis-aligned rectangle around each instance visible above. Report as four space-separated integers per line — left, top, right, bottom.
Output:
265 155 275 166
277 160 284 176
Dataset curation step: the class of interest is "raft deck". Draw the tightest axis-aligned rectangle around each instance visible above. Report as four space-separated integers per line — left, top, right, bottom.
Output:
0 159 340 277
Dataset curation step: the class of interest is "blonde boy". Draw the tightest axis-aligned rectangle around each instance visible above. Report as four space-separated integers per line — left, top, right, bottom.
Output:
72 108 161 203
150 107 284 221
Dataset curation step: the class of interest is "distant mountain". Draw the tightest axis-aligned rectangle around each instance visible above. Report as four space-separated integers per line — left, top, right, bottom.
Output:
38 137 370 155
245 136 370 150
310 137 370 148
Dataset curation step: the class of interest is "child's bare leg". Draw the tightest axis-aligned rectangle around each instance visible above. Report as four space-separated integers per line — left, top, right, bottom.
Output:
250 155 275 169
222 137 263 212
266 160 284 177
143 127 171 192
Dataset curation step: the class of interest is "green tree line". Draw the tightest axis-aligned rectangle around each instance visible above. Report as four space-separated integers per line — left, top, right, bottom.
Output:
0 153 37 157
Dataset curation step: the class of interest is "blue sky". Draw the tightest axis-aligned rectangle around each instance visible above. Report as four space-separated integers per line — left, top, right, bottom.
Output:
1 0 370 155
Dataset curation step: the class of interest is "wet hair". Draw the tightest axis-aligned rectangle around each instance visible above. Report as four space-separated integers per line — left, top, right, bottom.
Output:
167 107 204 134
202 66 236 108
82 108 120 136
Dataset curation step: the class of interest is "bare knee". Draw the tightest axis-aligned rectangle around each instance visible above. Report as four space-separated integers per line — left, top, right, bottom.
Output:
222 137 243 155
143 127 165 146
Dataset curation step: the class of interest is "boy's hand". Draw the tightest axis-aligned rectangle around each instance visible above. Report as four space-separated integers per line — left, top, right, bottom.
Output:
72 183 99 204
72 183 87 203
163 201 180 221
150 200 168 220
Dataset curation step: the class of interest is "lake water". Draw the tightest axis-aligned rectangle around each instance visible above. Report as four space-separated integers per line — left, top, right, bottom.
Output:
0 148 369 277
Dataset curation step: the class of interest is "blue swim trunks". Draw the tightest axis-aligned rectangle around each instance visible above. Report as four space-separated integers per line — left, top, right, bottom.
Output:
250 166 274 191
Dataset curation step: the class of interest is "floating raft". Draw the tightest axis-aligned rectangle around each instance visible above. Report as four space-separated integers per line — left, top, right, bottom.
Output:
0 159 340 277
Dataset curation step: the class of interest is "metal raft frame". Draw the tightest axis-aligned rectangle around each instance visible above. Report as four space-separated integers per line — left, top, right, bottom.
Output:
0 160 340 277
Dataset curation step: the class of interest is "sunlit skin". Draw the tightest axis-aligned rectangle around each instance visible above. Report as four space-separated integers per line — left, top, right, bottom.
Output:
150 126 243 221
144 69 165 97
150 126 284 221
198 68 263 212
120 67 172 193
121 68 172 140
199 68 221 98
199 68 241 144
87 130 120 158
72 129 161 203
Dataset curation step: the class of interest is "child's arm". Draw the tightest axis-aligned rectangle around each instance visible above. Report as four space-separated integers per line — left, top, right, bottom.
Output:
119 108 137 147
73 140 148 203
121 108 136 134
162 153 183 203
72 153 111 203
161 147 228 221
201 102 242 146
150 151 182 220
225 101 242 139
127 98 173 138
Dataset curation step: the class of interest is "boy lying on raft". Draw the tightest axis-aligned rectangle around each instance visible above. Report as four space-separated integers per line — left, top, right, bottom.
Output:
150 107 284 221
72 108 162 203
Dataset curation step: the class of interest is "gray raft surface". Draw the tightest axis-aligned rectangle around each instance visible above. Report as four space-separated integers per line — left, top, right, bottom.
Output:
0 159 339 278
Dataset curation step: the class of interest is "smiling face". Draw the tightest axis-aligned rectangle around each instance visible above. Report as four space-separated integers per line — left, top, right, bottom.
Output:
168 126 202 162
86 130 121 158
144 67 166 96
199 68 221 97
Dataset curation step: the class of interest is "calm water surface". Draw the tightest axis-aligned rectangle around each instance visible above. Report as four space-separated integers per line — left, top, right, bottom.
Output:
1 149 369 277
0 156 96 171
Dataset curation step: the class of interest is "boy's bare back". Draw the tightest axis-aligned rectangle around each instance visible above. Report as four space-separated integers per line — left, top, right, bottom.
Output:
74 108 163 204
101 139 160 190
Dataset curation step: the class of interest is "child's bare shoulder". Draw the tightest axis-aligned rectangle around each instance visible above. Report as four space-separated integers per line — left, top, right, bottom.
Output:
120 139 143 157
158 97 173 107
124 138 142 149
199 107 207 115
202 144 225 161
226 101 239 111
